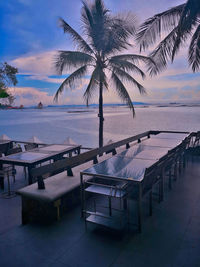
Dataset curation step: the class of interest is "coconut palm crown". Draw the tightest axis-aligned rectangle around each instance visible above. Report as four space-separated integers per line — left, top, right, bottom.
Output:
54 0 157 147
137 0 200 72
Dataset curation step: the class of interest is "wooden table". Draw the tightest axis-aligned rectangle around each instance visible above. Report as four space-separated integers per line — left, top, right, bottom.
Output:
0 144 81 186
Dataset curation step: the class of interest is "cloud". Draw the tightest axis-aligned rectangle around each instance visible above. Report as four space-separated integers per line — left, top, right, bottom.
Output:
8 32 198 105
11 50 57 75
27 75 65 84
8 87 54 106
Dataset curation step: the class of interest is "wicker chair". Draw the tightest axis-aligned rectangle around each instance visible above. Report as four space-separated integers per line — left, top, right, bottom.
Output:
127 162 164 232
0 152 16 197
24 143 38 151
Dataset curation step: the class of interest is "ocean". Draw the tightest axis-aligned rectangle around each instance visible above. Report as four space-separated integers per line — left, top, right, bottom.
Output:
0 105 199 148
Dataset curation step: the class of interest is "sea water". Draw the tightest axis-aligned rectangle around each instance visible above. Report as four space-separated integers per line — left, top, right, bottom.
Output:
0 105 199 148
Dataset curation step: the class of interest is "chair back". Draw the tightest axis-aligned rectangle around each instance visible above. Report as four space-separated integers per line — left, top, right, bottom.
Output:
6 146 22 155
24 143 38 151
142 165 158 195
165 146 177 168
193 131 200 147
0 141 13 155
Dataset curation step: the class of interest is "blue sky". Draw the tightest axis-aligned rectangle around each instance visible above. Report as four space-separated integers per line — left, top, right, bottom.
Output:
1 0 200 106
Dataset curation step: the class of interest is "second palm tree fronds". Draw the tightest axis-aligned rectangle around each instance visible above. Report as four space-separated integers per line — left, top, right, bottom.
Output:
137 0 200 72
54 0 157 147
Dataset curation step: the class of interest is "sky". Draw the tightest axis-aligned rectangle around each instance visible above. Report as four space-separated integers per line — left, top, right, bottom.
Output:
1 0 200 106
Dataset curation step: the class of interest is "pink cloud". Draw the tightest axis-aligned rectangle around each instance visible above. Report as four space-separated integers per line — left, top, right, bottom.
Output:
8 87 54 106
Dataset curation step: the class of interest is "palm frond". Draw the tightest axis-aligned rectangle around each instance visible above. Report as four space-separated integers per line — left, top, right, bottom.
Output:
83 65 108 105
82 1 136 55
110 54 159 76
112 67 146 94
149 27 179 72
81 0 110 53
55 51 94 74
59 17 94 54
189 24 200 72
103 13 136 55
54 65 87 101
171 0 200 60
81 1 94 31
137 4 185 51
83 67 99 105
109 57 146 79
111 72 135 117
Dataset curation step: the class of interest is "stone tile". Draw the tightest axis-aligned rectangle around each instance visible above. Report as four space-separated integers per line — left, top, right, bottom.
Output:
59 229 127 267
0 239 54 267
172 247 200 267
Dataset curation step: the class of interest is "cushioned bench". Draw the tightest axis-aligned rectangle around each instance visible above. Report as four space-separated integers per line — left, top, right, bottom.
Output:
17 160 93 224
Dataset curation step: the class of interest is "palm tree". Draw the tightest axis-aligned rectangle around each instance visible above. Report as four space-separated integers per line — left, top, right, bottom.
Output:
54 0 157 147
137 0 200 72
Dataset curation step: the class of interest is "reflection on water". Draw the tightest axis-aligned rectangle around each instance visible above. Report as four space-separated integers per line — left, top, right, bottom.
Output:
0 106 200 147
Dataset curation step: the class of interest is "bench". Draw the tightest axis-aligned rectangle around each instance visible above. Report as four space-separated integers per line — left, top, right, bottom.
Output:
17 148 101 224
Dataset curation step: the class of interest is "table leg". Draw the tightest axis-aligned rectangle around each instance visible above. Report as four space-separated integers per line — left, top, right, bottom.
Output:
80 174 84 217
28 165 33 185
138 184 142 233
149 191 152 216
0 163 4 190
160 168 164 201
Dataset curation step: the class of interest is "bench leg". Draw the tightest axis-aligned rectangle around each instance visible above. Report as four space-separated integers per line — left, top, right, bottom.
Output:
67 168 73 176
54 199 61 221
0 163 4 190
0 175 4 190
149 191 152 216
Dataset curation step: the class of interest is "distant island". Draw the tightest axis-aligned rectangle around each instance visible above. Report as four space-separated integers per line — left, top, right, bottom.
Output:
0 104 24 109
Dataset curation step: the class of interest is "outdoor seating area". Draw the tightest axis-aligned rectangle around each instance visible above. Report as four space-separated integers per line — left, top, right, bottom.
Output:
0 130 197 232
0 132 200 266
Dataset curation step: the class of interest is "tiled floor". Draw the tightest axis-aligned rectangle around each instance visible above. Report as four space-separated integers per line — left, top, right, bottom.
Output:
1 157 200 267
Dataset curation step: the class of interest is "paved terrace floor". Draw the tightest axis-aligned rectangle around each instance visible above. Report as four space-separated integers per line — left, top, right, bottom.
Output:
0 156 200 267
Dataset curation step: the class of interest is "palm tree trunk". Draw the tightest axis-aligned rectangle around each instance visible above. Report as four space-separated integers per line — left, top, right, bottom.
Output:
98 81 104 147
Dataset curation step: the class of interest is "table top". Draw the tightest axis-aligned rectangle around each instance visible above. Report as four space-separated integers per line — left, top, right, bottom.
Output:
0 144 80 165
81 133 186 182
37 144 78 153
151 132 189 140
81 155 157 182
141 137 181 148
118 144 169 160
7 151 49 162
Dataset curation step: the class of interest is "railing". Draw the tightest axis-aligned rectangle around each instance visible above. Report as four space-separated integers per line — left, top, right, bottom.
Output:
12 130 191 153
